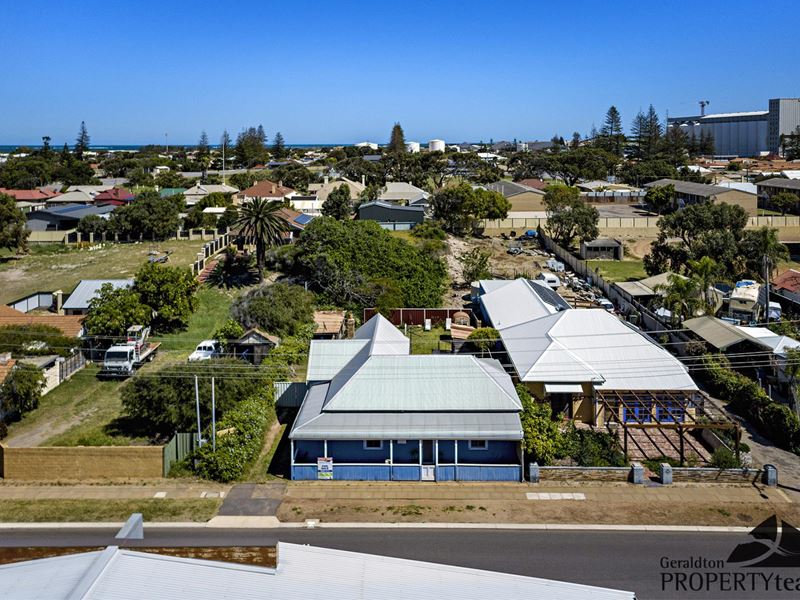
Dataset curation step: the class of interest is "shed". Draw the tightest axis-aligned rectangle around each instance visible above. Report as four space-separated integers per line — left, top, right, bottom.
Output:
579 238 623 260
232 328 280 365
62 279 134 315
313 310 347 339
357 201 425 230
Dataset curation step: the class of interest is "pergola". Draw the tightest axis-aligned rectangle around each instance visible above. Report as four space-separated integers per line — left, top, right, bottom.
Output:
592 389 741 465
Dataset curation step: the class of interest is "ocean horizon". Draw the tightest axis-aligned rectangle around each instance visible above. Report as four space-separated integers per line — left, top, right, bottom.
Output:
0 143 353 152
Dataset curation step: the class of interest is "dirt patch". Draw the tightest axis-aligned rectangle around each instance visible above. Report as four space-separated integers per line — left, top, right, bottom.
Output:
624 237 657 260
277 495 798 527
5 408 99 448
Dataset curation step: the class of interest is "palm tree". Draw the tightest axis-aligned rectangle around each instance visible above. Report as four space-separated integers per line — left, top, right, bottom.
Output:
234 198 287 275
687 256 721 314
658 274 702 323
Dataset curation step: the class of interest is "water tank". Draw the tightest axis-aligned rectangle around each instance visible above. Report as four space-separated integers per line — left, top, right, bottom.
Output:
428 139 445 152
406 141 420 153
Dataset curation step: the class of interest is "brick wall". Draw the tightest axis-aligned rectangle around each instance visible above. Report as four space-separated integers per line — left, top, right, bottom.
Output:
538 466 630 482
671 467 763 484
0 445 163 480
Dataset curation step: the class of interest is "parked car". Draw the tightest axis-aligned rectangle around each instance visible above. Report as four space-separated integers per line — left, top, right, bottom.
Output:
188 340 222 362
597 298 614 311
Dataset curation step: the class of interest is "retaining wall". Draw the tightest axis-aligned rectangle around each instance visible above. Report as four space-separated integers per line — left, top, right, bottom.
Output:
0 444 163 480
537 466 631 482
670 467 763 484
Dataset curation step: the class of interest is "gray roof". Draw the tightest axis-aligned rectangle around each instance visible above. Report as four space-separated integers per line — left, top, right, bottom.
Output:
485 180 545 198
0 543 634 600
582 238 621 248
294 314 522 440
62 279 134 310
683 316 750 350
479 279 568 330
644 179 751 198
757 177 800 191
358 200 426 213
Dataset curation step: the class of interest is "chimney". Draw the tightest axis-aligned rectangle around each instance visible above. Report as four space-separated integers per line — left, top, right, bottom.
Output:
324 175 329 185
361 175 365 186
53 290 64 315
345 312 355 339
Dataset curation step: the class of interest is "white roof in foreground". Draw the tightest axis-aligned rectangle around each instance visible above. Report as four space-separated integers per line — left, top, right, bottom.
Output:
0 543 635 600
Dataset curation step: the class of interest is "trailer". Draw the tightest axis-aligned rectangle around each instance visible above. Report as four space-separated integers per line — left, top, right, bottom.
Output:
100 325 160 378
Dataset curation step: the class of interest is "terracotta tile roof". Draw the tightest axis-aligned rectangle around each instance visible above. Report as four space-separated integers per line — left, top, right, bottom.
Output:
516 179 550 190
94 188 134 202
773 269 800 294
0 357 16 384
0 309 85 337
0 188 61 201
241 180 295 199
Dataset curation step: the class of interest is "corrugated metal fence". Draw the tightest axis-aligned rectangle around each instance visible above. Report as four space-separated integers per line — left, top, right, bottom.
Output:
274 381 308 408
162 432 198 477
59 353 85 383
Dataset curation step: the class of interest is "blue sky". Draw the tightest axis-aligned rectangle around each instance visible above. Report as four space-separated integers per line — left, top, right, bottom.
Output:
1 0 797 145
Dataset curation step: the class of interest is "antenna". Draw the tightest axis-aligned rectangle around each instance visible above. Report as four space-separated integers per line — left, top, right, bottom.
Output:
699 100 710 117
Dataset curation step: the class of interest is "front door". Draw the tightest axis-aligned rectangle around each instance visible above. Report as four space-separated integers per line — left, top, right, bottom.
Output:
421 440 435 481
421 465 436 481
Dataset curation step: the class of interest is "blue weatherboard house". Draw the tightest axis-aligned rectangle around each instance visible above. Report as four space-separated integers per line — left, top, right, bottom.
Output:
290 314 523 481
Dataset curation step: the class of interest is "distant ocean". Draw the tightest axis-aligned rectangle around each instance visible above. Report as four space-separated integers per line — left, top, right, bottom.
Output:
0 144 344 152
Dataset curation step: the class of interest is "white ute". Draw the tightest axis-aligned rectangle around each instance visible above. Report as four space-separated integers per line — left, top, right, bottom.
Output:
188 340 222 362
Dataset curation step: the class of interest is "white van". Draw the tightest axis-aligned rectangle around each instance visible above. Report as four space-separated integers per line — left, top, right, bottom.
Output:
536 271 561 290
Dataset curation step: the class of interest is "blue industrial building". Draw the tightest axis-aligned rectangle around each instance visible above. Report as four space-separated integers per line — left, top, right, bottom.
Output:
290 314 523 481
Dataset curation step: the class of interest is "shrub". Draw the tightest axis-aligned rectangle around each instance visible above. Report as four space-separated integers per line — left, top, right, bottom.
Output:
702 355 800 455
121 359 266 437
1 364 45 418
212 319 245 352
193 390 274 482
0 421 7 440
457 248 491 284
517 384 561 465
560 426 627 467
710 447 740 469
468 327 499 355
230 283 315 337
134 263 199 332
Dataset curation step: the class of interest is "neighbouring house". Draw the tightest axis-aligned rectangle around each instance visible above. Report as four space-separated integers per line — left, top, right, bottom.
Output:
728 280 765 323
757 177 800 206
308 176 366 202
615 272 682 305
0 542 635 600
236 180 296 205
26 203 115 231
275 207 314 241
93 188 134 206
313 310 348 339
290 314 524 481
484 180 546 213
575 181 638 193
378 181 429 205
644 179 757 215
579 238 624 260
516 178 550 191
684 315 800 387
357 201 425 230
476 278 725 463
159 187 187 199
183 183 238 206
231 328 280 364
772 269 800 306
0 188 61 202
0 304 85 337
18 355 67 394
62 279 134 316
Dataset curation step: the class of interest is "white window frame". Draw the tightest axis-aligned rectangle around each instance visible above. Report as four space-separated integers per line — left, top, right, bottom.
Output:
468 440 488 451
363 440 384 450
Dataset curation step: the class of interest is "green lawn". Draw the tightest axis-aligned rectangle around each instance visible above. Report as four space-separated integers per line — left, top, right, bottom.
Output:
587 259 647 282
5 286 241 447
0 499 222 522
0 240 207 303
408 325 452 354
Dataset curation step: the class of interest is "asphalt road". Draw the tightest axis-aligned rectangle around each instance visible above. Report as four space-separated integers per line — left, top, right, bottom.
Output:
0 527 796 600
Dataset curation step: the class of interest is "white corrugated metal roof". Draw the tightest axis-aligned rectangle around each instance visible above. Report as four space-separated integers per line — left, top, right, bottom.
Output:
62 279 134 310
501 310 697 391
306 339 369 380
0 543 635 600
479 278 563 329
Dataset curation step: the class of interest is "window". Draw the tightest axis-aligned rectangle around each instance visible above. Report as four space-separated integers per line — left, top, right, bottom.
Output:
468 440 488 451
363 440 384 450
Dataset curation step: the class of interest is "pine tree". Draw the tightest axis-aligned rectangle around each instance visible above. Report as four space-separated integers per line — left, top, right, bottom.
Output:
598 106 625 156
75 121 90 160
220 130 232 150
197 130 210 157
699 130 715 156
570 131 581 149
272 132 286 159
388 123 406 154
662 126 688 166
256 125 267 146
784 126 800 160
630 106 662 160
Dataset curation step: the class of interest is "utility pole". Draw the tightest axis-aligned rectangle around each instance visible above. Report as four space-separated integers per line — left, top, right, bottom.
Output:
165 133 169 155
211 377 216 452
194 375 202 446
763 254 771 321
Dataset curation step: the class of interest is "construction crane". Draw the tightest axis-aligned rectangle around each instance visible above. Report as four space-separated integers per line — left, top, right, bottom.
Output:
699 100 710 117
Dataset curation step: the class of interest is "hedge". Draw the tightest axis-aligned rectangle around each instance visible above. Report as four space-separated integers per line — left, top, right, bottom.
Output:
193 388 274 482
702 356 800 455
